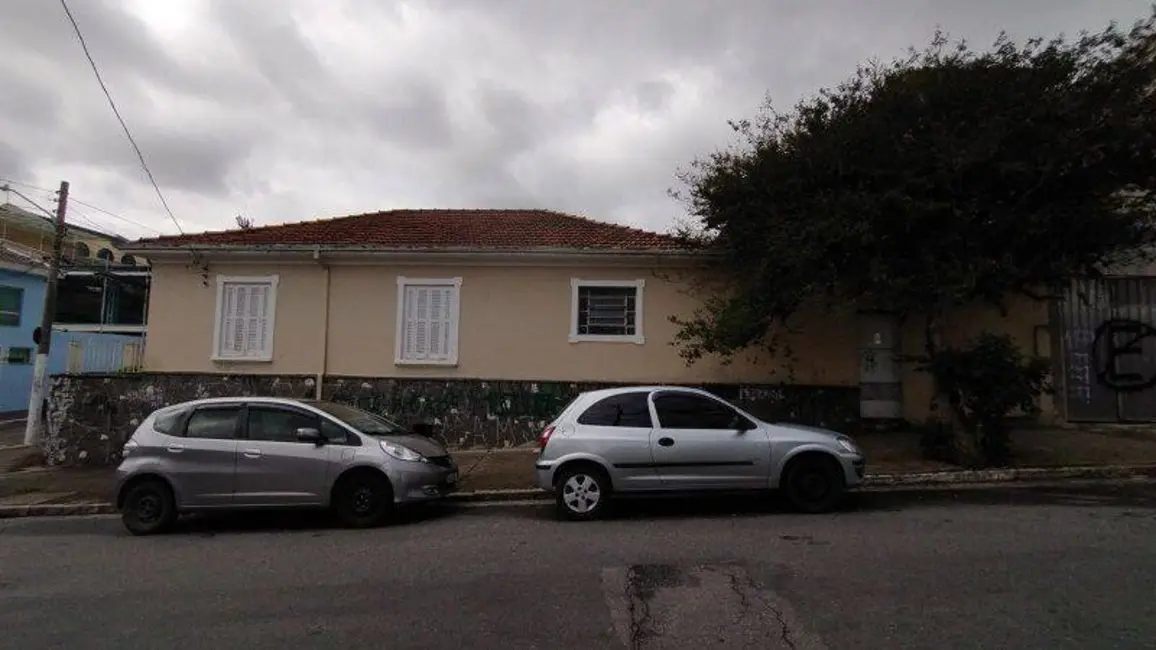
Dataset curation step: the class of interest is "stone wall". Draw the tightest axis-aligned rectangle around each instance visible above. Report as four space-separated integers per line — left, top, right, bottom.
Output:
45 372 859 466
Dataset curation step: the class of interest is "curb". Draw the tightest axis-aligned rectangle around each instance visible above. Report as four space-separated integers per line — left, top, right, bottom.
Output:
4 463 1156 518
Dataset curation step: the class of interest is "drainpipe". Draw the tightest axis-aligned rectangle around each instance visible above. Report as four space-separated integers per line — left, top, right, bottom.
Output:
314 245 329 400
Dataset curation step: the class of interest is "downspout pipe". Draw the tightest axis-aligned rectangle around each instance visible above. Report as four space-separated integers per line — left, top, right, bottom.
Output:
314 245 329 400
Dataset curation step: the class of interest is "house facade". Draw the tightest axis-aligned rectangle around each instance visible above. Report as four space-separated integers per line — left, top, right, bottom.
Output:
41 209 1058 464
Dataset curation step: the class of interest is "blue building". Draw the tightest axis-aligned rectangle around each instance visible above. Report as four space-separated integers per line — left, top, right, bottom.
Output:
1 203 149 419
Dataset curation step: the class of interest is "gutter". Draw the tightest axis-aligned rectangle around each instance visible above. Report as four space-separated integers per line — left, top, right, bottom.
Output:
314 245 329 400
115 244 718 266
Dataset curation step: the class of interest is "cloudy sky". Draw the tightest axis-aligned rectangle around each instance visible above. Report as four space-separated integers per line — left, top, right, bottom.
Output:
1 0 1152 240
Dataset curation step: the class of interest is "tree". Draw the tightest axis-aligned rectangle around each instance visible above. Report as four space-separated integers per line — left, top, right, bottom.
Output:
672 11 1156 466
235 214 254 229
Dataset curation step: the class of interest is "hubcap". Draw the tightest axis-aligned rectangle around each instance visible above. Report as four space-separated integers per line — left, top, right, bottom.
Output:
798 470 829 502
352 486 376 514
136 494 161 523
562 474 601 513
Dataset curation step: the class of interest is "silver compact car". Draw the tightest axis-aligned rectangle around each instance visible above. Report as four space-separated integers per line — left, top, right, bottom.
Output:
534 386 866 520
113 397 458 535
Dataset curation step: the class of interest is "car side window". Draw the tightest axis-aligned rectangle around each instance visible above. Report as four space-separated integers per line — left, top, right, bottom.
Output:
577 392 653 427
247 407 320 443
153 408 186 435
653 392 743 430
183 406 241 440
319 418 350 444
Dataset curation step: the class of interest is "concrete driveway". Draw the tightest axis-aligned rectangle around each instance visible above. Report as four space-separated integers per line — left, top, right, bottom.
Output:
1 483 1155 649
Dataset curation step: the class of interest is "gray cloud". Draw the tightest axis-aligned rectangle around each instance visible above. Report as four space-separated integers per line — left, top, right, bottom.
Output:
0 0 1152 240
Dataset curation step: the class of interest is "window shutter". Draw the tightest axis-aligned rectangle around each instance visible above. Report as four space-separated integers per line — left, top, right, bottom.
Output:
233 285 250 354
220 284 241 356
255 285 270 356
413 287 430 358
429 288 444 358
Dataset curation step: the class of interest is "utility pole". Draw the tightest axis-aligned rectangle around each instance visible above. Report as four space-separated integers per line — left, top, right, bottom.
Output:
24 181 69 447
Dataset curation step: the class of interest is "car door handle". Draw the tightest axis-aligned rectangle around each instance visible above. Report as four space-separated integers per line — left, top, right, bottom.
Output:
165 444 184 453
658 437 675 447
242 448 262 459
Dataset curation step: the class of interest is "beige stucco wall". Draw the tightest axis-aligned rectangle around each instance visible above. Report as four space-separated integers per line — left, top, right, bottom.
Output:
898 297 1053 423
144 259 1055 422
143 261 860 386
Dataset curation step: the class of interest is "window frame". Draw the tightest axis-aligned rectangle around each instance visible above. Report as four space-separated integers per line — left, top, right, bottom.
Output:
242 404 324 444
178 403 244 440
394 275 462 367
569 278 645 344
0 285 23 327
211 274 279 362
651 390 754 431
576 391 655 428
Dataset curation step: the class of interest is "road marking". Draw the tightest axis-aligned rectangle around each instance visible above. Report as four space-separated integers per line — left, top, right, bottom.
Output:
601 563 827 649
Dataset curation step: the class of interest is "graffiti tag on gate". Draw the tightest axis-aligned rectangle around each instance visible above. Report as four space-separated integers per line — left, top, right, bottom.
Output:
1090 318 1156 392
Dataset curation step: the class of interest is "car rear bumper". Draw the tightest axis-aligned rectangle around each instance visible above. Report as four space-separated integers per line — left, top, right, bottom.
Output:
533 460 556 491
392 461 460 504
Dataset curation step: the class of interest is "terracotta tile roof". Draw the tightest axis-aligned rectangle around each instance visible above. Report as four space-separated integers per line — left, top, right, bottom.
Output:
130 209 685 252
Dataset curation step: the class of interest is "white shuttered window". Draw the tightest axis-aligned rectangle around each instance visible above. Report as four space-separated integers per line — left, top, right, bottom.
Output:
396 277 461 365
213 275 279 361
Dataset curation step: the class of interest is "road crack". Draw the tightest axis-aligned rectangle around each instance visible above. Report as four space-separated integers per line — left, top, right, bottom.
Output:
727 567 797 650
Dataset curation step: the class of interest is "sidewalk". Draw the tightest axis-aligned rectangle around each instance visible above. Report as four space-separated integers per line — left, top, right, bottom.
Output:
4 427 1156 509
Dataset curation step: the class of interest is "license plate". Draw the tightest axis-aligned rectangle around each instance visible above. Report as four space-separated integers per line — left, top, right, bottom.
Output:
446 471 458 485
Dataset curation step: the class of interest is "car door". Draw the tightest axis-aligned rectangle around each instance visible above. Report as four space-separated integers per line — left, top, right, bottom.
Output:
649 390 770 491
233 404 336 506
572 390 663 491
167 403 242 507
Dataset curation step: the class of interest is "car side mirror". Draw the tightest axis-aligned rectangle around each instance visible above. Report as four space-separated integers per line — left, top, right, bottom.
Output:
732 415 754 432
295 427 325 445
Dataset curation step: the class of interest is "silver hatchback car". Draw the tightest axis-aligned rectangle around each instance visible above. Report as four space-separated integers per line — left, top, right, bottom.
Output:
114 397 458 535
534 386 866 520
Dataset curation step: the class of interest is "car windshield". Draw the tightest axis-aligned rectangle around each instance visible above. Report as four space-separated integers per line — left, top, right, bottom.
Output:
309 401 404 436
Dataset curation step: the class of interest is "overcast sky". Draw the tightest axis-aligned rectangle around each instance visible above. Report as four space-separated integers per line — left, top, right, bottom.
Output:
1 0 1152 240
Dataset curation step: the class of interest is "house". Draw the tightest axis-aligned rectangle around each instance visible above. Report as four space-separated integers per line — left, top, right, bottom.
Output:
28 207 1041 456
0 202 149 417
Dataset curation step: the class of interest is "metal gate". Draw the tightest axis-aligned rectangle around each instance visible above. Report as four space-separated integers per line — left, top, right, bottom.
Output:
1058 277 1156 422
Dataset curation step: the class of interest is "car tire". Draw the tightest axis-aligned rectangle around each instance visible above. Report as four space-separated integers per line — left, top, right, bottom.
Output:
783 455 846 514
555 465 611 521
333 472 394 528
121 479 178 536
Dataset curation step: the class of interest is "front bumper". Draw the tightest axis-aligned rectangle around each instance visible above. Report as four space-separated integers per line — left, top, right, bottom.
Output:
392 458 460 504
841 454 867 487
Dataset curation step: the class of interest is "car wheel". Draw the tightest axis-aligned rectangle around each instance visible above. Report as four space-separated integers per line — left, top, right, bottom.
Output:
334 472 393 528
784 455 846 514
555 465 610 521
121 479 178 536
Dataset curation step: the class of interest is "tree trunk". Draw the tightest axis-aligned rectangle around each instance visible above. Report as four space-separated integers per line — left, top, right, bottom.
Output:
924 312 983 467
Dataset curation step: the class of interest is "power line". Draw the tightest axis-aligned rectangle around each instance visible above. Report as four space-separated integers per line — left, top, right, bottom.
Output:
0 185 59 219
3 179 162 236
69 199 163 235
58 0 186 236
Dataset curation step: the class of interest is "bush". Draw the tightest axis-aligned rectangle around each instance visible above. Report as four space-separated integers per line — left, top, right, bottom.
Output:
921 333 1052 466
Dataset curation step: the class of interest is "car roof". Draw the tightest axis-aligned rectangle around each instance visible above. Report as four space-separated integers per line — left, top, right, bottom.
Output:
165 396 311 408
577 385 718 400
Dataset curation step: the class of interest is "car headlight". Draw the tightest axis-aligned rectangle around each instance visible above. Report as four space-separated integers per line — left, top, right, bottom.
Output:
835 435 860 454
379 440 426 462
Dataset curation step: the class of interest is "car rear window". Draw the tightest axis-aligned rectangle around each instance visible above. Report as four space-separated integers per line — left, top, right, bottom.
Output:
577 392 653 427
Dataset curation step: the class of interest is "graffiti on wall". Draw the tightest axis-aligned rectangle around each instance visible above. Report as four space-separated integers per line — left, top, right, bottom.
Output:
1090 318 1156 392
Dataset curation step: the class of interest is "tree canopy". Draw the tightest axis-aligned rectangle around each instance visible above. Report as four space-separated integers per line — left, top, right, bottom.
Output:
673 10 1156 363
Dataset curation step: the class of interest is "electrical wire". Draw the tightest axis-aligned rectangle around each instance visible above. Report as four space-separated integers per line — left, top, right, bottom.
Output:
3 177 166 237
57 0 186 237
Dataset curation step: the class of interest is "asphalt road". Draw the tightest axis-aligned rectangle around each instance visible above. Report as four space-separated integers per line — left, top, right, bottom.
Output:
2 482 1156 650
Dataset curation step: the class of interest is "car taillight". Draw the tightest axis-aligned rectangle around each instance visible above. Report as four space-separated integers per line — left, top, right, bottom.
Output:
537 425 556 450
